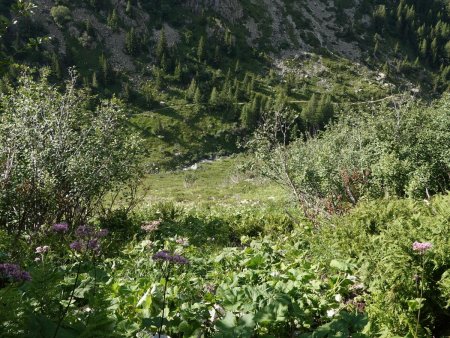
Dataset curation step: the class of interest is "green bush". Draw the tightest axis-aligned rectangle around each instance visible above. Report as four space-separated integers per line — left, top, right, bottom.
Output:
250 95 450 213
0 69 143 233
311 195 450 337
50 5 71 26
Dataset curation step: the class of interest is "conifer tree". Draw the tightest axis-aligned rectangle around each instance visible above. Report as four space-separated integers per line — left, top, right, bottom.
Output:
209 87 218 106
302 93 319 129
51 52 61 79
197 36 205 62
174 61 182 82
186 78 197 101
107 9 119 31
126 0 132 14
194 87 201 104
92 72 98 89
156 28 167 62
126 27 137 55
99 53 109 84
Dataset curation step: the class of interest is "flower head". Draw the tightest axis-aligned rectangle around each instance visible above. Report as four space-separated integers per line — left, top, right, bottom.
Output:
172 254 189 265
152 250 172 262
69 240 83 252
52 222 68 233
152 250 189 265
141 220 161 232
412 242 432 253
35 246 50 254
95 228 109 238
87 239 100 252
175 237 189 246
0 263 31 283
75 225 93 238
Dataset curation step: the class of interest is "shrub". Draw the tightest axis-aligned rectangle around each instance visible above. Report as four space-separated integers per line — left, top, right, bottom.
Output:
249 96 450 215
50 5 71 26
311 195 450 337
0 68 143 233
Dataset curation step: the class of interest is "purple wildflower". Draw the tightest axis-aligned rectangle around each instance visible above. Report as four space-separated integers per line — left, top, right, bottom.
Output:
152 251 189 265
152 250 172 262
69 240 83 252
412 242 432 253
172 254 189 265
75 225 93 238
95 228 109 238
0 263 31 283
52 222 69 233
87 239 100 251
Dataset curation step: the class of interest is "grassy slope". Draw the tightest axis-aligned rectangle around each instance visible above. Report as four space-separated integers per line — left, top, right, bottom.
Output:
140 155 289 209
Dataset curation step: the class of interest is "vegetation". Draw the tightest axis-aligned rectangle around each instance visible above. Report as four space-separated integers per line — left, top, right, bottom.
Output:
0 0 449 337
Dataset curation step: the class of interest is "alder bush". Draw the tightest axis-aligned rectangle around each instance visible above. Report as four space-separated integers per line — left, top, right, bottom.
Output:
0 68 143 233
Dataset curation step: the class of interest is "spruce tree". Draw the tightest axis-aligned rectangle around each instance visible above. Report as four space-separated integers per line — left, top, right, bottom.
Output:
92 72 98 89
156 28 167 62
126 0 132 14
197 36 205 62
186 78 197 101
174 61 182 82
194 87 201 104
209 87 218 106
107 9 118 31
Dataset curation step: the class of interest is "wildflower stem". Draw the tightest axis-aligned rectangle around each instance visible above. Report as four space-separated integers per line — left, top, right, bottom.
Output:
415 256 426 338
53 259 82 338
158 262 171 337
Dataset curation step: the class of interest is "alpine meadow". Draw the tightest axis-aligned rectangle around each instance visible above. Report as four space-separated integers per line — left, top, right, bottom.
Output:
0 0 449 337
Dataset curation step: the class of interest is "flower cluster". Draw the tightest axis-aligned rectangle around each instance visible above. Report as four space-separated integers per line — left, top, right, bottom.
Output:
52 222 69 233
141 220 161 232
175 237 189 246
35 246 50 254
69 225 108 254
412 242 432 253
0 263 31 284
152 250 189 265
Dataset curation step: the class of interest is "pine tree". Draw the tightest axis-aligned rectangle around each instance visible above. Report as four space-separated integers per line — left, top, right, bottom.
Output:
234 60 240 73
197 36 205 62
174 61 182 82
126 0 132 15
155 69 162 90
209 87 218 106
420 38 428 59
92 72 98 89
156 28 167 62
302 93 319 129
51 52 61 79
317 94 334 126
107 9 118 31
431 38 438 63
194 87 201 104
99 53 109 84
126 28 137 55
186 78 197 101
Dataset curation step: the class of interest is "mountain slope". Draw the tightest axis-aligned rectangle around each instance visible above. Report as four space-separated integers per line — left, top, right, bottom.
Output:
0 0 448 167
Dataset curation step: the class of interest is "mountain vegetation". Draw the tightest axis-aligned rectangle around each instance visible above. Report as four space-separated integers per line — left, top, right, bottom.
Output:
0 0 449 337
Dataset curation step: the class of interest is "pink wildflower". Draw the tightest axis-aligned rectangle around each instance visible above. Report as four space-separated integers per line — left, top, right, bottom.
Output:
141 220 161 232
412 242 432 253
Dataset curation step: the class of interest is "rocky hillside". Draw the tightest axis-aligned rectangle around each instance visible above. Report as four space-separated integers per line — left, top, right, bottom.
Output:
0 0 448 167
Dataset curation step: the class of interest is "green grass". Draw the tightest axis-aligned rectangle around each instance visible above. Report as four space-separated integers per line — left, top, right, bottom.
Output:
139 155 290 209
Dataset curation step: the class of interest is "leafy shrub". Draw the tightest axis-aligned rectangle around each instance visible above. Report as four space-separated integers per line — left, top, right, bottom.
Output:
0 69 143 233
311 195 450 337
50 5 71 26
249 96 450 214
